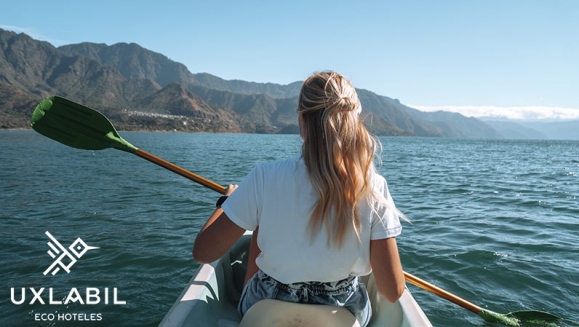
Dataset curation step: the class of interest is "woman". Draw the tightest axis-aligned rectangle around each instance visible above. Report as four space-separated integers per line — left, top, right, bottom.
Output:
193 71 405 327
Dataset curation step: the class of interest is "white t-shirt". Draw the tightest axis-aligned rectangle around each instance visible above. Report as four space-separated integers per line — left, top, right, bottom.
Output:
221 156 402 284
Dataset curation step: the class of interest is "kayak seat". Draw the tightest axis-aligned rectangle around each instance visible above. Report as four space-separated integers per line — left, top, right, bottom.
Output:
239 299 360 327
223 251 245 305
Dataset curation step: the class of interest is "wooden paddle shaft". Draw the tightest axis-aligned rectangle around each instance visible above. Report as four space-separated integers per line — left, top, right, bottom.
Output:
404 271 481 314
135 149 227 195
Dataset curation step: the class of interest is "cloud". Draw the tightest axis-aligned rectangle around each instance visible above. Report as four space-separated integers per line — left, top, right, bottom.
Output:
0 25 68 46
407 105 579 121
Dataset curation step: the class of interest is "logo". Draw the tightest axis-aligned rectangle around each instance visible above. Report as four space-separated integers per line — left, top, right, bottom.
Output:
43 231 99 275
10 231 125 323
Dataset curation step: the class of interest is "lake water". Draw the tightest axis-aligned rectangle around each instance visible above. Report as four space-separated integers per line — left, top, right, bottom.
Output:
1 130 578 326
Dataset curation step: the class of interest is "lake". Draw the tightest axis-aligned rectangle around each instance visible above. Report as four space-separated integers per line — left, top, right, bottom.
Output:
1 130 578 326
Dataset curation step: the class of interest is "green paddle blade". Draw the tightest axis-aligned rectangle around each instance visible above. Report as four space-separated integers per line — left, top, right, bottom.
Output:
481 309 578 327
31 96 137 153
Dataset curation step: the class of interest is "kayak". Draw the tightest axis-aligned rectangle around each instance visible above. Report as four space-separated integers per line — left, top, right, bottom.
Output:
159 233 432 327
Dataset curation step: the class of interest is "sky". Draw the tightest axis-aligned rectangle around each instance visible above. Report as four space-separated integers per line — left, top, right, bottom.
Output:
1 0 578 121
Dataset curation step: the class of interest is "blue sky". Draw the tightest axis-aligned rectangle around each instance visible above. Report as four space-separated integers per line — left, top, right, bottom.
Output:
1 0 578 120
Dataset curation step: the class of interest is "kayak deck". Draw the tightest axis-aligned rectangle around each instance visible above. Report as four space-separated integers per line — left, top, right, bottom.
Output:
159 234 432 327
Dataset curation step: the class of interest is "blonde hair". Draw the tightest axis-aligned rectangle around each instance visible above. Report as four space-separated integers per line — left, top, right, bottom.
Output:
298 71 391 247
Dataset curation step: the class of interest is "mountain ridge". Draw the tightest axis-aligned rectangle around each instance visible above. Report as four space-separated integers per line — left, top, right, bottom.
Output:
0 28 537 138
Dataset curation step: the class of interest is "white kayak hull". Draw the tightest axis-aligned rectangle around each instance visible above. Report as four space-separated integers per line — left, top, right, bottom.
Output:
160 233 432 327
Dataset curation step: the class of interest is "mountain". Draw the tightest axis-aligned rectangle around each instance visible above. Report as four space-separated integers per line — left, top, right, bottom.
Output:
192 73 303 98
58 42 197 88
0 28 517 138
482 120 547 139
54 40 493 136
0 29 159 108
55 41 453 136
58 42 303 98
357 90 443 136
398 100 503 138
519 121 579 140
0 82 41 128
0 29 61 98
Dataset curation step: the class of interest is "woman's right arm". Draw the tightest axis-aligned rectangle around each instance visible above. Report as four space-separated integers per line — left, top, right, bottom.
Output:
369 237 405 303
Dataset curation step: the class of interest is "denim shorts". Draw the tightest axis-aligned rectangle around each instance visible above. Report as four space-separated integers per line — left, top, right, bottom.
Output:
238 270 372 327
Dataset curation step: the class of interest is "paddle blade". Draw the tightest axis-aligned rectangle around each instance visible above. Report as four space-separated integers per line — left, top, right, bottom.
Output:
481 309 576 327
480 309 522 327
31 96 137 153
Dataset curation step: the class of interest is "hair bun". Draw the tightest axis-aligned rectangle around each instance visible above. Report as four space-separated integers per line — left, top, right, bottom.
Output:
334 95 359 113
298 71 361 115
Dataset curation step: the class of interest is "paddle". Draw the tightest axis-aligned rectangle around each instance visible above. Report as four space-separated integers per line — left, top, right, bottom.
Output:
31 96 226 195
30 96 577 327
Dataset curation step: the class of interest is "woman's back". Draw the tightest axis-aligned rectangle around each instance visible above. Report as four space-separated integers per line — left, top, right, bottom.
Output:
221 156 402 284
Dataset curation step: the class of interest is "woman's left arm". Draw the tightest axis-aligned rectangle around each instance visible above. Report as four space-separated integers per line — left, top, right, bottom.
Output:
193 185 246 263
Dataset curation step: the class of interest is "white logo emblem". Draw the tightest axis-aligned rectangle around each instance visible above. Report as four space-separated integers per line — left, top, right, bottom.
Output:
43 231 99 275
